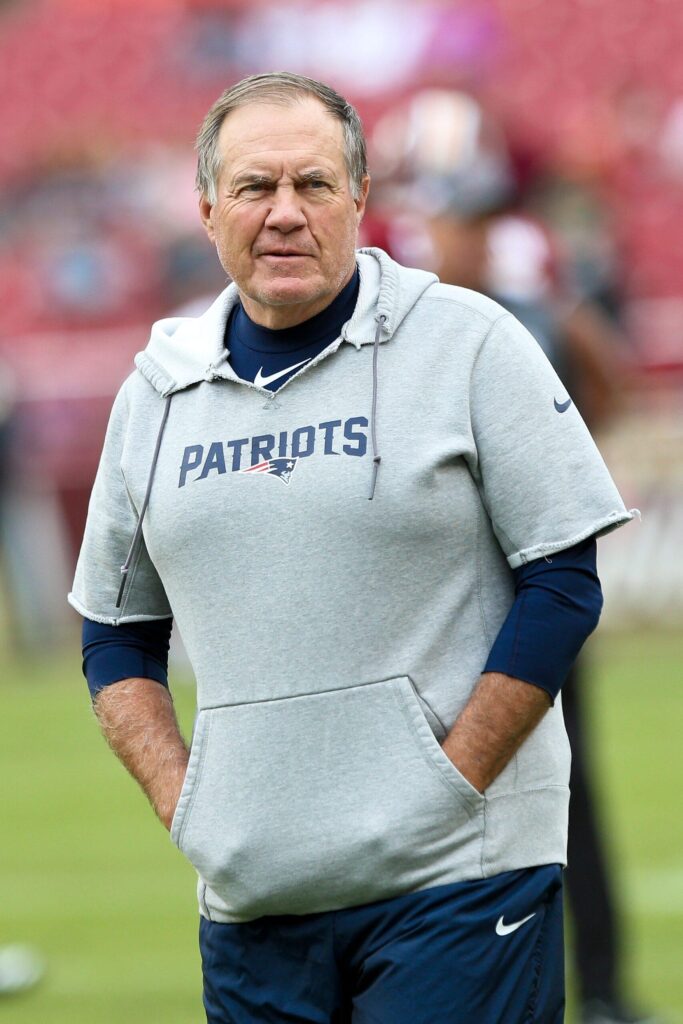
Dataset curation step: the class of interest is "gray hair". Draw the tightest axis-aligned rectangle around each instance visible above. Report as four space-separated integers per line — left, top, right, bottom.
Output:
195 72 367 203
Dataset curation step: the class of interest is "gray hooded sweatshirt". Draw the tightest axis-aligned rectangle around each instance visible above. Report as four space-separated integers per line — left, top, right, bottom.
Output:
69 248 634 924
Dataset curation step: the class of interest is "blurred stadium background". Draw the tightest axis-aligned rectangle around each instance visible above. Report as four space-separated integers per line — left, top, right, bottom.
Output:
0 0 681 1021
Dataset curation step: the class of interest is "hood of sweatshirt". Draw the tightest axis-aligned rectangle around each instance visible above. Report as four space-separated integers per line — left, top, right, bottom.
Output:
134 248 438 398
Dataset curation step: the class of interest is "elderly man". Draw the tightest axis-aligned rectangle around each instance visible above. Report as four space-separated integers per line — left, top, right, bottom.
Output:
70 73 634 1024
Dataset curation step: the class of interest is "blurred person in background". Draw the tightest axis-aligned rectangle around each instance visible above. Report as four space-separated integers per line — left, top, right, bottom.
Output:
69 72 635 1024
0 358 44 1000
0 356 13 577
372 87 660 1024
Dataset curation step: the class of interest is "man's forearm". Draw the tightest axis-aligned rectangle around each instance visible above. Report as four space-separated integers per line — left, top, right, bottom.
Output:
442 672 552 794
93 678 189 830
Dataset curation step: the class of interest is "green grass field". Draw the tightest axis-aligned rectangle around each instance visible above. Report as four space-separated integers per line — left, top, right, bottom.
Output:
1 631 681 1023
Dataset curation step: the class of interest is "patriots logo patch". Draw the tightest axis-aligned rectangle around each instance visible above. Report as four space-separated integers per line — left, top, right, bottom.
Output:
240 457 298 485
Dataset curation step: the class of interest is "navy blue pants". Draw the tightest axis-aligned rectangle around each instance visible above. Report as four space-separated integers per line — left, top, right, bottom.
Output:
199 865 564 1023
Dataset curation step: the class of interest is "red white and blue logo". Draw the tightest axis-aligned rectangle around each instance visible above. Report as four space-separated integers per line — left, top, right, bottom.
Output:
240 457 299 485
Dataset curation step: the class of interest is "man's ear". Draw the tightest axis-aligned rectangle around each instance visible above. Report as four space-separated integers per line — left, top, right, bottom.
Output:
199 195 215 243
355 175 371 224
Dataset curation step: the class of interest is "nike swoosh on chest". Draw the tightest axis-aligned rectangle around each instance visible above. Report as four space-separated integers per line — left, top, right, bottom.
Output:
254 359 311 388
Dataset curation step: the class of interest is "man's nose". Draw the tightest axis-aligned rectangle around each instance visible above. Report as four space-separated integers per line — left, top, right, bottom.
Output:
263 186 307 233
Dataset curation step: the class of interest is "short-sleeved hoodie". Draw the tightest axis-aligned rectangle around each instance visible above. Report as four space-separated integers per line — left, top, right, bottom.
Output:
69 248 634 924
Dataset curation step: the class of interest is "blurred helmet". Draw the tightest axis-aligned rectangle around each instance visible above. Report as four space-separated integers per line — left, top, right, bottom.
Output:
372 89 515 219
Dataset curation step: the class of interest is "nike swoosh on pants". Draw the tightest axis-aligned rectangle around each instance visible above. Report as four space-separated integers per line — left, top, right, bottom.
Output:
495 913 536 936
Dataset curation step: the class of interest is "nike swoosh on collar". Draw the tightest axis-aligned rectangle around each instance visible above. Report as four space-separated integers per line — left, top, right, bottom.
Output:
495 913 536 936
254 359 311 388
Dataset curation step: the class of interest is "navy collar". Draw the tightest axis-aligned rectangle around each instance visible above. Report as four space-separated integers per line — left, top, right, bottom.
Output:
228 269 360 355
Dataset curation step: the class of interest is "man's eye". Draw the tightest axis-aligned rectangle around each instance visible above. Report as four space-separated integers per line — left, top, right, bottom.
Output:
306 179 327 189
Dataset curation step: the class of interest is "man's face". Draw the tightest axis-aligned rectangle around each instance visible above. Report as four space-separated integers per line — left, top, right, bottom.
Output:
199 97 369 328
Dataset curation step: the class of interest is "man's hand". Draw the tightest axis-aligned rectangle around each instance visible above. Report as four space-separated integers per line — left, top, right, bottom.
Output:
441 672 552 794
93 678 190 830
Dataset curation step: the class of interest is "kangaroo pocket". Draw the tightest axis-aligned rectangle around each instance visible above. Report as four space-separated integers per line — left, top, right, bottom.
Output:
170 676 485 919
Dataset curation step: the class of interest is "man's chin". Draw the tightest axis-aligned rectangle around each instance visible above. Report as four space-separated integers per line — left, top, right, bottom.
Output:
251 277 327 309
238 275 341 327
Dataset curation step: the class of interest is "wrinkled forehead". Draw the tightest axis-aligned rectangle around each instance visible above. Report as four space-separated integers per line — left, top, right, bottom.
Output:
216 97 347 177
